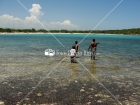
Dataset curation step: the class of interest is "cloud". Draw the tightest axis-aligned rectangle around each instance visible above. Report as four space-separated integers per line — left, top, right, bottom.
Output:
48 20 79 30
0 14 23 29
62 20 71 25
29 4 44 19
0 14 40 29
0 4 79 30
0 14 79 30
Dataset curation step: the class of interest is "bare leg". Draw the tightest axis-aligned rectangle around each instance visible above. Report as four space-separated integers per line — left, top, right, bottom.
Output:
71 56 75 63
93 55 95 60
91 54 93 60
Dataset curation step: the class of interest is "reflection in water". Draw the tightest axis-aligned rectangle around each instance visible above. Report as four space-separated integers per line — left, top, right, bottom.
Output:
88 61 97 74
69 63 79 75
97 65 120 71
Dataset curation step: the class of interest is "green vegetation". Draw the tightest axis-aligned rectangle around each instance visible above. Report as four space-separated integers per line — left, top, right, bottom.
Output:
0 28 140 35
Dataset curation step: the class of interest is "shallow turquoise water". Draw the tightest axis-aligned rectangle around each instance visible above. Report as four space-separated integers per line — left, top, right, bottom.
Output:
1 34 140 58
0 34 140 105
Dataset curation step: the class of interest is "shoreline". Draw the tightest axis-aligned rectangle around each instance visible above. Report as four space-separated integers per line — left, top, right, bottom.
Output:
0 32 139 36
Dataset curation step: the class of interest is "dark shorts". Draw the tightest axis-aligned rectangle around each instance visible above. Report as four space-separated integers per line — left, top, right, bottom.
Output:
70 56 75 60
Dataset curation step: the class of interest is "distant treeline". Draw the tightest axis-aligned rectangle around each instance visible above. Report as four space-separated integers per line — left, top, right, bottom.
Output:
0 28 140 35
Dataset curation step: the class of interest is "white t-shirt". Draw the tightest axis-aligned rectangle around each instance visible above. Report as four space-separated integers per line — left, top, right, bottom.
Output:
70 49 76 56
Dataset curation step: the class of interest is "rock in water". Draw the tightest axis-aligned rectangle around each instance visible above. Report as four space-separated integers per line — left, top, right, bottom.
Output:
0 101 5 105
25 98 30 101
80 89 85 92
87 102 91 105
75 80 78 83
37 93 42 97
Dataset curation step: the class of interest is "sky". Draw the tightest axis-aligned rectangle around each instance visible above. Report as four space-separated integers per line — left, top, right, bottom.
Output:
0 0 140 30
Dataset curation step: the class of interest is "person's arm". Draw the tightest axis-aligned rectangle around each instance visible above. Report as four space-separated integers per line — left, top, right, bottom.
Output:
96 42 99 44
88 44 91 51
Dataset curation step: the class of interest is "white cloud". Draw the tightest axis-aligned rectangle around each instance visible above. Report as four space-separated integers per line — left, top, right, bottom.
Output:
0 14 23 29
29 4 44 19
62 20 71 25
48 20 79 30
0 4 79 30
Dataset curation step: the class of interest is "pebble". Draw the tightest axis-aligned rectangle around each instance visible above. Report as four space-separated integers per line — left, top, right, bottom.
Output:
80 89 85 92
25 98 30 101
89 88 94 91
11 86 15 89
18 92 23 96
88 95 93 98
63 88 67 90
87 102 91 105
51 89 57 92
75 80 78 83
37 93 42 97
0 101 4 105
16 102 20 105
2 82 8 85
97 100 102 103
95 94 110 98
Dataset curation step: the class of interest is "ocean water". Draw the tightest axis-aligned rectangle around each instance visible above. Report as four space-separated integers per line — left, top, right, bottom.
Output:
0 34 140 105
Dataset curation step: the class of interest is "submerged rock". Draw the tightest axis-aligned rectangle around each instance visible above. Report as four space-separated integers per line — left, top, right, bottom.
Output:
87 102 91 105
89 88 94 91
75 80 78 83
88 95 93 99
2 82 8 85
95 94 110 98
18 92 23 96
80 89 85 92
16 102 20 105
97 100 102 103
37 93 42 97
0 101 4 105
25 98 30 101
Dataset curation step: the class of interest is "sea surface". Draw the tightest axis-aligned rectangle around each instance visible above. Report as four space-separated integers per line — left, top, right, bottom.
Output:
0 34 140 105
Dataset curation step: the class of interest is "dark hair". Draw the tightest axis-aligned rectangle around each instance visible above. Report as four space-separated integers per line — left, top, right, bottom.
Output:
93 39 95 42
75 41 78 44
72 46 75 49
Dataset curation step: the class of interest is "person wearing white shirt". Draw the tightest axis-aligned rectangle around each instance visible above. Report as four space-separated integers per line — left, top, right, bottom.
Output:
70 46 76 63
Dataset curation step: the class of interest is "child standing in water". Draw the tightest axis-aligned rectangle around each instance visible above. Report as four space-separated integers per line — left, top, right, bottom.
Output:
70 46 76 63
